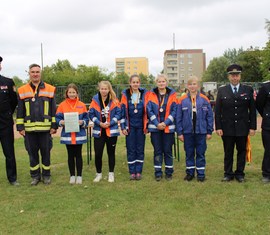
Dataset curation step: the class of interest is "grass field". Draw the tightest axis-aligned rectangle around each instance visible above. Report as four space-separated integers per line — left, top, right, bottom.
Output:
0 133 270 235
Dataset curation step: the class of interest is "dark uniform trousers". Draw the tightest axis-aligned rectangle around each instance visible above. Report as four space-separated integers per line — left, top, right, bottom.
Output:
222 136 247 178
261 129 270 177
0 127 17 182
24 132 52 179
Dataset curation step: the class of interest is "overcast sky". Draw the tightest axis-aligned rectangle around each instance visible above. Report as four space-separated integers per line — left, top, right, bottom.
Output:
0 0 269 80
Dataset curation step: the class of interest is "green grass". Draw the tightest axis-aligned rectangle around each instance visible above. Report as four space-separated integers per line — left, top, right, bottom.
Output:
0 134 270 235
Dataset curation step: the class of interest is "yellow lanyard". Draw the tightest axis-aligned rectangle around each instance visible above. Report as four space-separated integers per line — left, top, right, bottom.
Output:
191 96 196 112
159 93 166 107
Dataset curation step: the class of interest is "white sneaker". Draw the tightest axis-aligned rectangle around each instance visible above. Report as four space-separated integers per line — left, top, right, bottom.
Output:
76 176 82 184
93 173 102 182
108 172 114 183
69 176 76 184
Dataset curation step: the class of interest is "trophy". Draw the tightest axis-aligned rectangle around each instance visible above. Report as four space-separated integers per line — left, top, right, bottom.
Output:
103 106 110 124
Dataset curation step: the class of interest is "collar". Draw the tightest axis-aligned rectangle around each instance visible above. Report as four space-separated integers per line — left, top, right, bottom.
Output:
230 83 240 92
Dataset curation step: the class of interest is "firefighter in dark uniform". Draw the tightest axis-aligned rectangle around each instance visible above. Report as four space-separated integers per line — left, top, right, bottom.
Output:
256 67 270 183
0 56 19 186
17 64 57 186
215 64 256 182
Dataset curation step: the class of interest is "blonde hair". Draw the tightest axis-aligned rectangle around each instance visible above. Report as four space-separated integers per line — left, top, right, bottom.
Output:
187 76 200 86
155 74 168 83
98 80 117 102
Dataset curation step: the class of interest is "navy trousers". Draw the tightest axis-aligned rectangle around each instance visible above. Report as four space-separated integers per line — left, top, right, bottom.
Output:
150 131 174 177
126 127 145 174
183 133 207 179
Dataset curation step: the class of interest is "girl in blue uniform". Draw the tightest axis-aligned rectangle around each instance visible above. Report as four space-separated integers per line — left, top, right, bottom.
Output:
89 81 121 183
146 74 177 181
120 75 148 180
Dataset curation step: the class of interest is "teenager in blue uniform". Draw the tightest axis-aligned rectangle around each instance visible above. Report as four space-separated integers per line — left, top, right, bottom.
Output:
120 74 148 180
89 81 121 183
176 76 213 182
146 74 177 181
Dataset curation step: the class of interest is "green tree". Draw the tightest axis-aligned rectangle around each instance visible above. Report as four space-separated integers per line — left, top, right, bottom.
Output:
202 56 229 83
237 47 263 82
111 72 129 85
223 48 244 64
12 76 24 87
261 41 270 81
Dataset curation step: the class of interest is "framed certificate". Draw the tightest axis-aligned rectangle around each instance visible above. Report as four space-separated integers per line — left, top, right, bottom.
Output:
64 112 80 133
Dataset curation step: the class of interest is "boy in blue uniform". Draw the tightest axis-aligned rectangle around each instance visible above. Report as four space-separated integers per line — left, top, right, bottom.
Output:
176 76 213 182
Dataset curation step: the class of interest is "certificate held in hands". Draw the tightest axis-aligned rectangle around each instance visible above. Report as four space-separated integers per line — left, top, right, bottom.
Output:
64 112 80 133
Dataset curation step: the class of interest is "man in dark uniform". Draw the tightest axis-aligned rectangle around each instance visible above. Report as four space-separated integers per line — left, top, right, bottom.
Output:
256 67 270 183
215 64 256 182
0 56 19 186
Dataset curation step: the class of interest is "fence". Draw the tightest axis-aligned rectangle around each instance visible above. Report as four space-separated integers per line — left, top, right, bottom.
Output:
55 82 263 105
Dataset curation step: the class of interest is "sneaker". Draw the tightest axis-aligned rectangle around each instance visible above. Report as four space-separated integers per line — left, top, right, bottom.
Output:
184 174 194 181
130 174 136 180
165 175 172 181
136 173 142 180
69 176 76 184
10 181 20 186
31 178 40 186
43 176 51 185
108 172 114 183
76 176 82 184
93 173 102 182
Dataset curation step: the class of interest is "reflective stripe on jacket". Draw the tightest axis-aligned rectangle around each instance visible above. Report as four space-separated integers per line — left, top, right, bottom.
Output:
88 94 121 137
146 87 177 133
56 98 89 145
16 81 57 132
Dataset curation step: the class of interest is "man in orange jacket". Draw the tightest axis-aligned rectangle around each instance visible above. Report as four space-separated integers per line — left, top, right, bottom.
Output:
17 64 57 186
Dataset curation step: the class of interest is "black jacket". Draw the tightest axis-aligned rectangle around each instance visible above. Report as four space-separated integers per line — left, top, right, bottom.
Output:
215 84 256 136
256 81 270 131
0 75 17 129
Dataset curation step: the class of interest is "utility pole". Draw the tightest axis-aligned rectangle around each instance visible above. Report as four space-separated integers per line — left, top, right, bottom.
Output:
173 33 175 50
41 43 44 70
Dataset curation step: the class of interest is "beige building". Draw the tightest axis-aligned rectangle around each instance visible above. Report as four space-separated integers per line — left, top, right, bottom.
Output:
163 49 206 85
115 57 149 76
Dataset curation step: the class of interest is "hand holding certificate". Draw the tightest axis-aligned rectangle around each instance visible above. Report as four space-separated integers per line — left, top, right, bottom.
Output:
64 112 80 133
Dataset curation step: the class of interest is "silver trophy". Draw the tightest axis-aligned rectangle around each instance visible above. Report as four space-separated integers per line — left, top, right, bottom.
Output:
103 106 109 124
